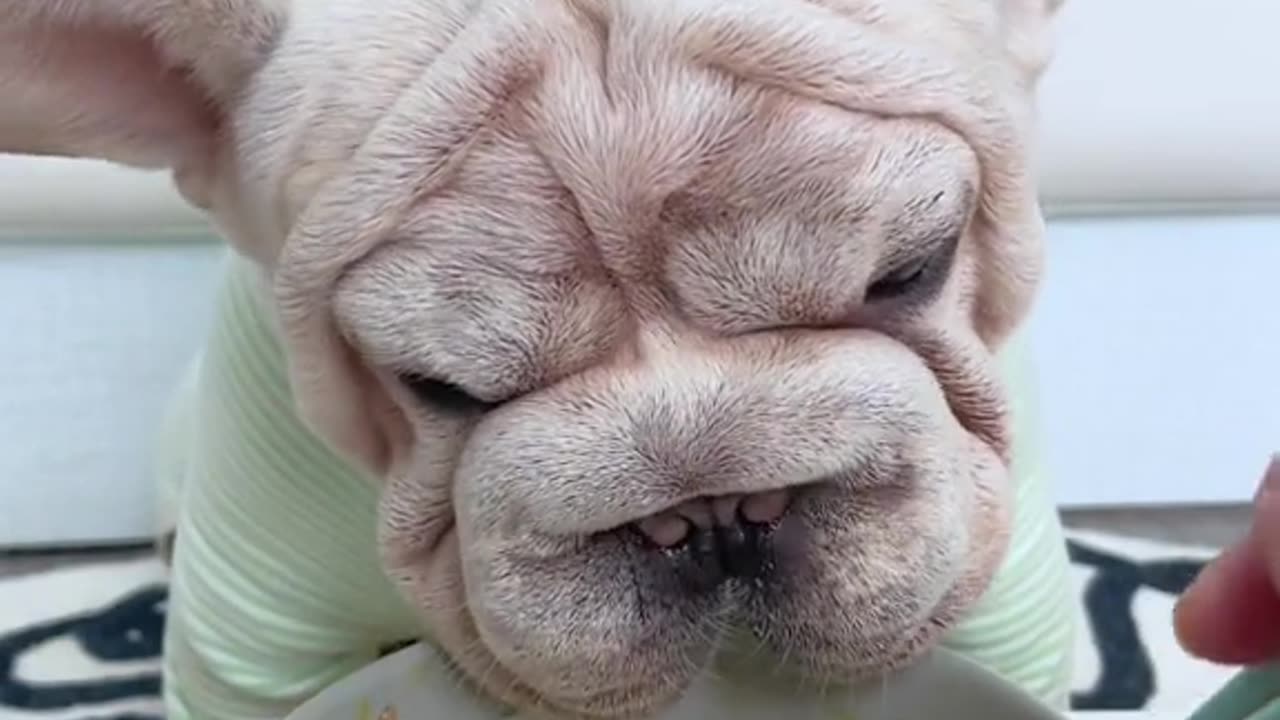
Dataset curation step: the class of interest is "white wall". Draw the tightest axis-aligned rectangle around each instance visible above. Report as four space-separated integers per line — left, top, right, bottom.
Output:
1031 214 1280 507
0 242 222 546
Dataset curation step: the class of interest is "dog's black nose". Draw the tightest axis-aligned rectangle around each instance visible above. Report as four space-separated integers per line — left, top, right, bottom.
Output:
633 491 786 592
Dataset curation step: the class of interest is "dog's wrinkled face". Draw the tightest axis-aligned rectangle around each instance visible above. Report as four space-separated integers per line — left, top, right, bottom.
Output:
336 105 1010 718
1 0 1059 717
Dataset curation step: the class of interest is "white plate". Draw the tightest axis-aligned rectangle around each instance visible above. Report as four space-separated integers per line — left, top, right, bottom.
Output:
286 643 1070 720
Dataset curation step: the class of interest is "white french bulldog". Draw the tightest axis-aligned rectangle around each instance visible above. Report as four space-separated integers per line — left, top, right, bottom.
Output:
1 0 1070 718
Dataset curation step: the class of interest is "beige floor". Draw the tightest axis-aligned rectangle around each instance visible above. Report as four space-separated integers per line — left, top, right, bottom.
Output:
0 505 1250 580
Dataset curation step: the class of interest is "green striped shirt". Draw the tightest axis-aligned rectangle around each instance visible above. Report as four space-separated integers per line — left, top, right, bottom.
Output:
159 252 1074 719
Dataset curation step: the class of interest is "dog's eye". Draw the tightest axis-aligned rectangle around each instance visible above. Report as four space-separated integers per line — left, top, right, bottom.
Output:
865 236 959 303
401 374 497 413
866 257 930 301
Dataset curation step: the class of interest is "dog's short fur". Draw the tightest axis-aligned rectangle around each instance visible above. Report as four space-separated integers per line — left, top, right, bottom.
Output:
1 0 1061 717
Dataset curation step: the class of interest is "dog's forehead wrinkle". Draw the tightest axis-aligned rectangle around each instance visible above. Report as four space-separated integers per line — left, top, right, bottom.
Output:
524 29 799 269
322 4 988 345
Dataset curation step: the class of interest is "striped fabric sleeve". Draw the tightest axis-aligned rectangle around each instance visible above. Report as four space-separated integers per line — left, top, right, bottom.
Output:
160 253 421 720
941 329 1077 710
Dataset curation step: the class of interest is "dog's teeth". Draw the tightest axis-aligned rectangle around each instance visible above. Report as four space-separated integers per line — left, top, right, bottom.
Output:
675 499 713 528
741 489 789 524
710 494 741 526
636 513 690 547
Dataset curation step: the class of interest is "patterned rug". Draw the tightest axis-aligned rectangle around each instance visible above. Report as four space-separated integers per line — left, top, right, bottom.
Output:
0 531 1235 719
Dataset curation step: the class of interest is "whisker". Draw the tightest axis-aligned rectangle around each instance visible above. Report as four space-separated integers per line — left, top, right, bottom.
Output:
771 632 795 680
878 669 890 718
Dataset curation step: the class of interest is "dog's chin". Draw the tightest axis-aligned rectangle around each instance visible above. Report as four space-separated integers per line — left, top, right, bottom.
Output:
425 459 1013 720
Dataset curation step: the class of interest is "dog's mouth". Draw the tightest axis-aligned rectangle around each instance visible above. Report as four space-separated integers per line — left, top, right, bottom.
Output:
439 448 1002 716
633 489 792 547
628 488 794 593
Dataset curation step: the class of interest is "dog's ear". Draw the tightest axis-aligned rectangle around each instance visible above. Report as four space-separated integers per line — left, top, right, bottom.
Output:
0 0 287 206
997 0 1065 89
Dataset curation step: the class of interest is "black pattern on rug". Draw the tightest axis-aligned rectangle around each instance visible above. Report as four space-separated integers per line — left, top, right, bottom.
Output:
0 585 165 720
0 538 1209 719
1068 540 1207 711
